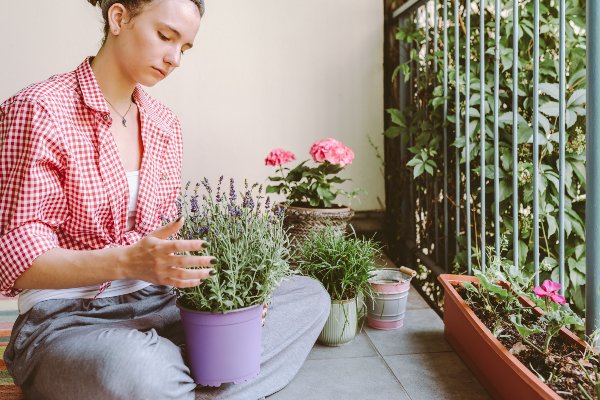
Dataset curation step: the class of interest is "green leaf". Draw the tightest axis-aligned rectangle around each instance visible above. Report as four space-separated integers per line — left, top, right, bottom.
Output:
539 83 560 100
569 268 586 287
424 162 434 176
517 126 532 144
569 285 585 313
574 244 585 260
265 184 285 194
475 273 510 300
406 157 421 167
461 282 479 294
569 159 586 185
386 108 406 127
551 267 570 289
565 208 585 239
384 126 402 138
432 96 445 109
498 180 513 202
453 136 466 148
566 109 578 128
413 163 425 178
538 113 551 134
542 256 558 270
510 314 543 339
567 89 586 107
539 101 560 117
568 69 586 87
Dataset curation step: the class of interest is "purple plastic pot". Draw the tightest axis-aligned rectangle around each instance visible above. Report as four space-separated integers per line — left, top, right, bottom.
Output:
177 302 263 387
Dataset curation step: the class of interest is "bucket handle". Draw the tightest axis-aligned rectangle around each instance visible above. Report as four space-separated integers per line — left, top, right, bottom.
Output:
399 266 417 278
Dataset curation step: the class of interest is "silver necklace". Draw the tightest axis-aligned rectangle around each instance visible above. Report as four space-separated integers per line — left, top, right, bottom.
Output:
105 99 133 127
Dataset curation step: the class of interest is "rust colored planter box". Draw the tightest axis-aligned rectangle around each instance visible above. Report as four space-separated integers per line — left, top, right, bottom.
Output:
438 274 588 400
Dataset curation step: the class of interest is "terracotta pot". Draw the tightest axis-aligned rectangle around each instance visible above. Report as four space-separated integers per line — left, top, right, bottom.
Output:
282 204 354 246
438 274 588 400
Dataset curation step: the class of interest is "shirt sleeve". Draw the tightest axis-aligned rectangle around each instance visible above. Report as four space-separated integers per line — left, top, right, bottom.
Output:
122 230 143 246
0 99 68 296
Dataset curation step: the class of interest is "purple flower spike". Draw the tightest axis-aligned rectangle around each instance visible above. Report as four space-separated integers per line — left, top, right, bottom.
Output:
229 178 237 204
201 178 212 194
191 195 199 213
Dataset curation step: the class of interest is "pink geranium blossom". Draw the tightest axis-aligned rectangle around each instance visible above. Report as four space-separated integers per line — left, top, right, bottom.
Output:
265 148 296 166
309 138 355 167
533 279 566 304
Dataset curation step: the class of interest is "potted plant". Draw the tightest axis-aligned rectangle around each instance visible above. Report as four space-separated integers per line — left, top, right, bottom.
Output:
173 178 292 387
294 226 380 346
438 256 597 399
264 138 364 245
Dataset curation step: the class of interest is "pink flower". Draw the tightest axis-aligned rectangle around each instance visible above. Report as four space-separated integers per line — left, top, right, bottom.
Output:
309 138 355 167
265 148 296 166
533 279 566 305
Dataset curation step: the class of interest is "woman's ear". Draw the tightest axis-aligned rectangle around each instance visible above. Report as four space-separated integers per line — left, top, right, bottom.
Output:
107 3 128 35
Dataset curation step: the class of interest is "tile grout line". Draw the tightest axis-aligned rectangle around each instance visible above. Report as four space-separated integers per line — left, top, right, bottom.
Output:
362 330 415 400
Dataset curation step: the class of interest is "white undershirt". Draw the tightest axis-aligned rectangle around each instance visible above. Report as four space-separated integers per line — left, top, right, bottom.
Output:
18 171 152 315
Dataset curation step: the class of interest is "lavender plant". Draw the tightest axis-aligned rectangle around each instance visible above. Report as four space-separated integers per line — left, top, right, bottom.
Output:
172 177 292 313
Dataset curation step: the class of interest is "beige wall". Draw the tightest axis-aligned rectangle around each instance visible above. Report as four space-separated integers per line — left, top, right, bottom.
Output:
0 0 384 210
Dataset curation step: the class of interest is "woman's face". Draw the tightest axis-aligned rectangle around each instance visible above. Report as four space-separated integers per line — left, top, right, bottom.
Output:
112 0 201 86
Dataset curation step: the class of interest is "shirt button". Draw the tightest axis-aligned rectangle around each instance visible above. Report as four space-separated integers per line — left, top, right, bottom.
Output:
161 175 167 181
102 114 109 122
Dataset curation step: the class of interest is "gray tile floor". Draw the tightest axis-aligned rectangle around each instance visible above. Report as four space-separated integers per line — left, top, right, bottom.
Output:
1 259 491 400
269 286 491 400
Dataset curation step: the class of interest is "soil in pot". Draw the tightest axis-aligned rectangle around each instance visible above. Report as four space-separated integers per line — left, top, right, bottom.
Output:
456 285 598 399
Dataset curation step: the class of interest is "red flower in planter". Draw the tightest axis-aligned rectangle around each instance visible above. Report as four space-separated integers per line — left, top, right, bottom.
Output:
533 280 566 305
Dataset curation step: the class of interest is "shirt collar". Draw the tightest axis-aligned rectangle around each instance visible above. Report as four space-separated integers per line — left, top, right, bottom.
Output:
76 57 173 138
75 57 110 115
133 85 174 138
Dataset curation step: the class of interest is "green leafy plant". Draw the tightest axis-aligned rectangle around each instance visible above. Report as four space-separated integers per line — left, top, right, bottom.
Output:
457 252 593 396
173 178 292 313
529 279 584 352
294 226 380 301
386 0 587 313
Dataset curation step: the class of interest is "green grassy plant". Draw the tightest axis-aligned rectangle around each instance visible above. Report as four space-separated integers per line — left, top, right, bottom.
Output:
295 226 381 301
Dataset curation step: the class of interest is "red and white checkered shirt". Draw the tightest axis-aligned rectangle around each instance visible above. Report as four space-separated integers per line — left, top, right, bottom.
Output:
0 57 183 297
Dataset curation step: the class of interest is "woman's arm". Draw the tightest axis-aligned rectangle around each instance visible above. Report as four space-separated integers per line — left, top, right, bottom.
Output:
13 218 215 290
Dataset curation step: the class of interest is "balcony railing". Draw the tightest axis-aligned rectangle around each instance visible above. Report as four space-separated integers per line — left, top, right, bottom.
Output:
383 0 599 336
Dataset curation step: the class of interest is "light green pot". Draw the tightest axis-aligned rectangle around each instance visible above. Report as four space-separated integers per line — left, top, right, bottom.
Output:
318 298 357 346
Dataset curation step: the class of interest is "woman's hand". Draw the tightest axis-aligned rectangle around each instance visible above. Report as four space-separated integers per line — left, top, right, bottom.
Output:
121 217 215 288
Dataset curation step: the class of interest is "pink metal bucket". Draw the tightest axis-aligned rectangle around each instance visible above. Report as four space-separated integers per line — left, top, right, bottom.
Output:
366 267 416 330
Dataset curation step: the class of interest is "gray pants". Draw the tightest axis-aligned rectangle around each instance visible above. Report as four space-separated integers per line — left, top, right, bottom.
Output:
4 276 330 400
